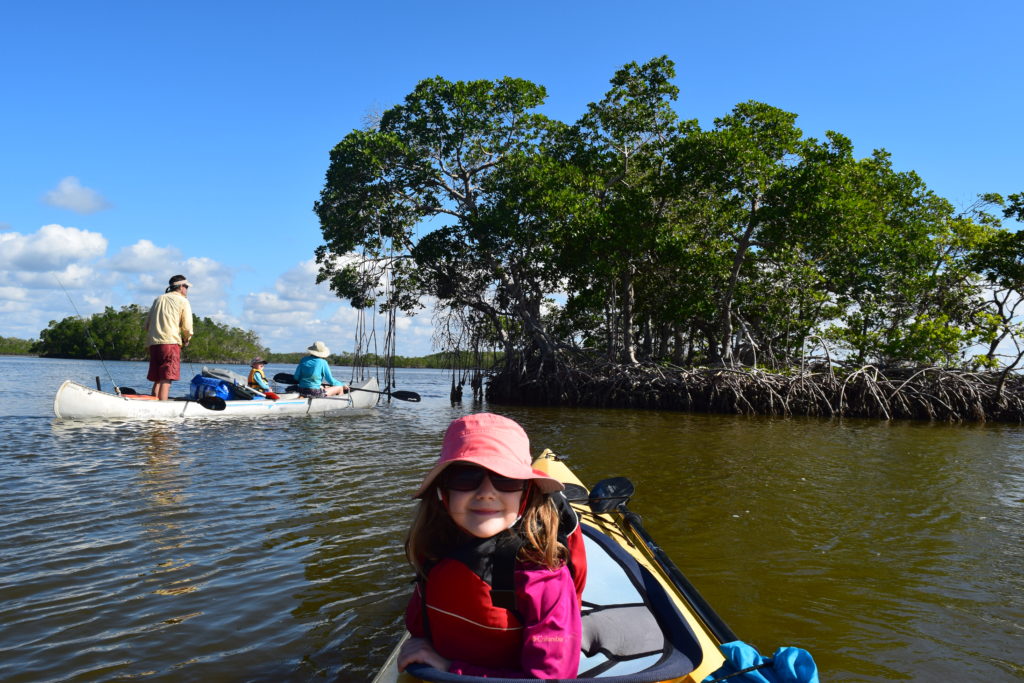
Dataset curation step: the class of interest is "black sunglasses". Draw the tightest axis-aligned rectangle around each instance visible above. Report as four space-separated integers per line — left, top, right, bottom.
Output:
442 465 527 493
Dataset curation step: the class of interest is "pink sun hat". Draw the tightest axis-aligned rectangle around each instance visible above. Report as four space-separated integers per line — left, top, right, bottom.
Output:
413 413 563 497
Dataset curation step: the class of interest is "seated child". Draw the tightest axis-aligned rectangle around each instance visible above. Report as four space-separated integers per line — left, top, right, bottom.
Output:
397 413 583 679
247 357 271 393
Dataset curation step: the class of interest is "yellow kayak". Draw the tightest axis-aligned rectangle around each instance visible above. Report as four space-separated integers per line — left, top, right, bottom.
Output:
372 449 733 683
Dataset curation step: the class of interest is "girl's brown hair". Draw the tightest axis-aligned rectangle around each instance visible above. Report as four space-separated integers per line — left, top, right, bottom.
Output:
405 482 567 577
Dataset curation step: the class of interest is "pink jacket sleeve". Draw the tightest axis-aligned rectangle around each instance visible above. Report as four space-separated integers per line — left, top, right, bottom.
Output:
448 564 582 678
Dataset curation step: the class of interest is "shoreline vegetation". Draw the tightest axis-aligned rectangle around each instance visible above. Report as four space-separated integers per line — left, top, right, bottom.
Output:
306 56 1024 424
486 356 1024 423
9 322 1024 422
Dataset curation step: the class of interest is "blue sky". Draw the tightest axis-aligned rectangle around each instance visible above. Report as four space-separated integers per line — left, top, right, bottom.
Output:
2 0 1020 356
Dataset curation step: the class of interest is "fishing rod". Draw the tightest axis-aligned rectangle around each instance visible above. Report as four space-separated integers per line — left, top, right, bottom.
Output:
180 340 199 383
54 275 125 395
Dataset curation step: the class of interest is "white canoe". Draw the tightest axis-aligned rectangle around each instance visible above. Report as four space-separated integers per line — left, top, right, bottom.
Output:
53 376 380 420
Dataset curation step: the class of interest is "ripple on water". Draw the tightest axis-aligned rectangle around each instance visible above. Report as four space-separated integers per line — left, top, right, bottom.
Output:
4 363 1024 681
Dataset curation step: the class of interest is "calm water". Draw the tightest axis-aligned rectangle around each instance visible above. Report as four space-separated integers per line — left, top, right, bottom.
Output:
1 356 1022 681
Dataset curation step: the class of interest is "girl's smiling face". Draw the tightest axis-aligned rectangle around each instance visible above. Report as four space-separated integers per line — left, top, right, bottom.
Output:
444 467 525 538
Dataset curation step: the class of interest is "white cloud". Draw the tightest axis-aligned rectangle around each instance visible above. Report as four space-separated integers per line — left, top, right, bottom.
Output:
108 239 182 274
244 291 319 315
0 236 439 357
184 256 233 301
0 286 29 302
0 286 34 316
233 259 440 356
275 260 338 303
42 176 112 214
0 224 107 272
14 263 98 289
106 247 237 320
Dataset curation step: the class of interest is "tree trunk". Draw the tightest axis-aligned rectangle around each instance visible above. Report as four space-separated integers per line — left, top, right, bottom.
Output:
716 201 759 366
672 326 685 365
604 283 616 361
641 317 653 360
620 266 638 365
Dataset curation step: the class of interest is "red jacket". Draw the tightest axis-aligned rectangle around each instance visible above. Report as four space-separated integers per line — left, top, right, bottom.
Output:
406 531 583 678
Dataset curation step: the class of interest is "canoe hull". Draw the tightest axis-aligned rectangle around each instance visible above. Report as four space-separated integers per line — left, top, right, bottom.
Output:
53 377 379 419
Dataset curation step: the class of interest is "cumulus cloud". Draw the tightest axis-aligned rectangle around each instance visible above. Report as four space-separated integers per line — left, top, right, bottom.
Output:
0 286 28 302
116 253 236 332
235 259 439 356
42 176 112 214
108 240 182 274
0 235 439 356
0 224 107 272
245 291 319 316
0 286 32 315
184 256 233 292
15 263 98 289
275 260 338 303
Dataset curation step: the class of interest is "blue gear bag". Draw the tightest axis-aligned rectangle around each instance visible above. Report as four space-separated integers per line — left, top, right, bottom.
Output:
705 641 819 683
190 375 231 400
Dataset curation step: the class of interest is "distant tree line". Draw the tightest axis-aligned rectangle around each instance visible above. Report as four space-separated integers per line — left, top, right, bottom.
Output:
266 350 503 370
312 55 1024 410
0 336 35 355
30 305 268 363
20 307 495 369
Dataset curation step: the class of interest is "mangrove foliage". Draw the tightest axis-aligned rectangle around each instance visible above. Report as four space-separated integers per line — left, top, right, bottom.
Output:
313 56 1024 420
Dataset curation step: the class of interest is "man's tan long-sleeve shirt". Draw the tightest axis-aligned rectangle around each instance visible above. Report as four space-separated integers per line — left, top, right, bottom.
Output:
144 291 193 346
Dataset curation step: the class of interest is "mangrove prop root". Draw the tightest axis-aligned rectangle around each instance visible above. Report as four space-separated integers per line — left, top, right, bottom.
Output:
486 359 1024 423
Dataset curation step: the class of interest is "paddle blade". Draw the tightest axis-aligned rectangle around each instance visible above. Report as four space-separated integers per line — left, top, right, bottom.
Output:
588 476 635 513
198 396 227 411
264 391 280 401
273 372 297 384
390 390 421 402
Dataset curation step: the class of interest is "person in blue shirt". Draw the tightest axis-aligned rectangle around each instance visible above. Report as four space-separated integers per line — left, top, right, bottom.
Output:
293 341 349 397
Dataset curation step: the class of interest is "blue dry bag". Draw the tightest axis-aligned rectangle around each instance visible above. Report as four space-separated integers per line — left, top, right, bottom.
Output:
705 641 819 683
190 375 231 400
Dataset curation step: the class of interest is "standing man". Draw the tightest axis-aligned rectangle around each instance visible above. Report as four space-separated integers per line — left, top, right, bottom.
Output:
144 274 194 400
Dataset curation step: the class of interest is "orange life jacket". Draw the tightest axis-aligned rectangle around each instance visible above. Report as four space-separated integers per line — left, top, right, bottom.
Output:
247 367 267 391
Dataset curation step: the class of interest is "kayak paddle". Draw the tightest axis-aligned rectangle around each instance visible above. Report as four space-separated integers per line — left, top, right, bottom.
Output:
349 386 421 402
272 373 421 402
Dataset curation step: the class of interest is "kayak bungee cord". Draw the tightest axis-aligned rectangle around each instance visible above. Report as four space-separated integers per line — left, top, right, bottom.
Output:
53 275 124 395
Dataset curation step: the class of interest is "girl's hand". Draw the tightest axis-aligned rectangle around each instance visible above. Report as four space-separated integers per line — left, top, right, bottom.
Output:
397 637 451 672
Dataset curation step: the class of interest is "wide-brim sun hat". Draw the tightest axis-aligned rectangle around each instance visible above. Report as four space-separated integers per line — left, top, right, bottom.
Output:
250 357 267 366
414 413 563 497
307 341 330 358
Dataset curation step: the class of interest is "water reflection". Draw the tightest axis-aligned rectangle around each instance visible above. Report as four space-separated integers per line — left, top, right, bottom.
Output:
281 414 431 677
136 425 196 597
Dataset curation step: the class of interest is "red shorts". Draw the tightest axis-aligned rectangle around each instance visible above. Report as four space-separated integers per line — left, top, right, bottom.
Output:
147 344 181 382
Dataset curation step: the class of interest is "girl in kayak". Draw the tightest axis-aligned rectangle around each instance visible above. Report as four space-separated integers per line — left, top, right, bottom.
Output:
397 413 582 678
